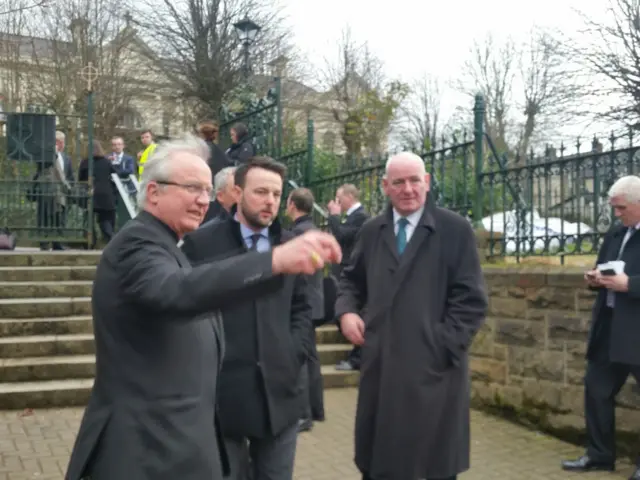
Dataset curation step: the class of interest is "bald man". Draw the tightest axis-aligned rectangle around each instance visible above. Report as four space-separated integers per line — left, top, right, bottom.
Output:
335 152 488 480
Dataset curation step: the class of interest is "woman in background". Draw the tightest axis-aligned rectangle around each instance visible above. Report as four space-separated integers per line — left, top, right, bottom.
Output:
78 140 116 248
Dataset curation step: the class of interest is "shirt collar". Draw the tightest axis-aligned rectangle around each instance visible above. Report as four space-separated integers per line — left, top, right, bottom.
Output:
346 202 362 216
234 214 269 242
393 206 424 227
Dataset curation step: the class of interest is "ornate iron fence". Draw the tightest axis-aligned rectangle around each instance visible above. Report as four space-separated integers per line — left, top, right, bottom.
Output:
308 95 488 228
0 96 95 247
480 133 640 258
218 77 314 206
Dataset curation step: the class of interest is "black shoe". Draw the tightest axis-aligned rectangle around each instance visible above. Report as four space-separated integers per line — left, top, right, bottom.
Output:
629 467 640 480
52 243 67 251
312 413 325 422
561 455 614 472
297 418 313 432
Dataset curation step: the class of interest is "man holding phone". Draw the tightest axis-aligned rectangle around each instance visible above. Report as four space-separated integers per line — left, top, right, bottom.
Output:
562 175 640 480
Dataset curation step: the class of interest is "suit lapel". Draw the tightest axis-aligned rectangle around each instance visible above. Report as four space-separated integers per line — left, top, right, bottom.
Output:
380 221 400 265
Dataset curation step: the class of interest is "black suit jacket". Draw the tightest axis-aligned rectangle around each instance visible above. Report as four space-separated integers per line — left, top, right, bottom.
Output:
181 214 312 439
78 156 116 211
65 211 282 480
327 205 369 275
587 224 640 365
291 215 325 321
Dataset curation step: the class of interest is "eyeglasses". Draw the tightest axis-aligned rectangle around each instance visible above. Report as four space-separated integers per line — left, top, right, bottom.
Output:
156 181 213 198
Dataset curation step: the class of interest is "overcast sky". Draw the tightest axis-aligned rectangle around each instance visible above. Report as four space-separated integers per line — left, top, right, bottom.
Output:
278 0 612 147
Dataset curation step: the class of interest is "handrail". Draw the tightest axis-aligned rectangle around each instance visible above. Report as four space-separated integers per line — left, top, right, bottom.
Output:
111 174 137 219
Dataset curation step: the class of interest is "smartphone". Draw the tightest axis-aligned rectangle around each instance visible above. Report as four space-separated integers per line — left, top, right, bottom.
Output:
600 269 616 276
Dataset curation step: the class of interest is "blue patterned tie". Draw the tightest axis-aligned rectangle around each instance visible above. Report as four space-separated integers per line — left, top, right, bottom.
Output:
396 218 409 255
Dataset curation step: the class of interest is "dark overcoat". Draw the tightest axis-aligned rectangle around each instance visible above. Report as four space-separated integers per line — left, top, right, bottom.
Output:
181 214 312 439
587 224 640 365
290 215 325 321
335 201 488 479
65 211 282 480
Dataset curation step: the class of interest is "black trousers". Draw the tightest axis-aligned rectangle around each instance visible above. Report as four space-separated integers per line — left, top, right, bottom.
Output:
91 209 115 247
37 198 65 248
301 319 325 420
585 307 640 465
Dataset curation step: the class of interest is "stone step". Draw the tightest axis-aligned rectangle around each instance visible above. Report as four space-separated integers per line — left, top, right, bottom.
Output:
0 354 95 382
315 324 348 344
0 378 93 409
0 281 93 299
0 366 359 409
0 334 94 357
0 251 102 267
321 365 360 389
317 343 352 365
0 266 96 282
0 316 93 337
0 341 351 382
0 297 91 318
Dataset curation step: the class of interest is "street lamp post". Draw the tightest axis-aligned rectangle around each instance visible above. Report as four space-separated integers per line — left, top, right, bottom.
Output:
233 16 261 80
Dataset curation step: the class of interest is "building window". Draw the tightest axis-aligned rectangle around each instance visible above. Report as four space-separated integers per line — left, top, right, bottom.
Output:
322 131 336 152
117 108 142 129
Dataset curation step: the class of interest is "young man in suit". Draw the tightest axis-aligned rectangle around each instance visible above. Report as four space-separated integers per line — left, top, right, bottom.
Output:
286 187 326 431
181 157 313 480
562 175 640 480
65 136 341 480
327 184 369 371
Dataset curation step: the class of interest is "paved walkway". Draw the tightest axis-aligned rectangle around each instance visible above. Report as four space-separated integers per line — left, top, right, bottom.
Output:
0 388 631 479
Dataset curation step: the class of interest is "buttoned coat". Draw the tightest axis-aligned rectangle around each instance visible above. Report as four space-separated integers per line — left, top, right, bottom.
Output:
335 200 488 479
181 214 312 439
587 224 640 365
65 211 283 480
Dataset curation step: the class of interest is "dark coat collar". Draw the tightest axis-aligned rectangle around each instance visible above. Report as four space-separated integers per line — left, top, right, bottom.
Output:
293 214 312 226
137 210 179 242
228 204 284 245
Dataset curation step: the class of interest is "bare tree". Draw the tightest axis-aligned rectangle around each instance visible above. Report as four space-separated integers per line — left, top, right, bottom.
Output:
516 28 582 158
322 28 408 157
23 0 162 140
397 74 443 151
0 0 32 109
131 0 297 119
0 0 49 16
572 0 640 129
459 34 517 154
459 30 580 159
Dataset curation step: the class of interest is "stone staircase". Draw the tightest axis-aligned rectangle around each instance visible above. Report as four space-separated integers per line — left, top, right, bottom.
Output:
0 251 359 409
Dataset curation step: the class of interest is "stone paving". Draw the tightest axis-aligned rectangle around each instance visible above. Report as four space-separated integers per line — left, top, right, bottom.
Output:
0 388 632 479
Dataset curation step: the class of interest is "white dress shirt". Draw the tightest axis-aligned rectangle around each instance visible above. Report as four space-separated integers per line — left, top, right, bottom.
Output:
346 202 362 217
606 222 639 307
392 207 424 244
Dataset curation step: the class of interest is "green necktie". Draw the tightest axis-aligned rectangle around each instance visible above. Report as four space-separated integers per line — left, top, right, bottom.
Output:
396 217 409 255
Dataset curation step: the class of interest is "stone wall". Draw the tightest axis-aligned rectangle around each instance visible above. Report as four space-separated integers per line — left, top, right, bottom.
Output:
471 267 640 451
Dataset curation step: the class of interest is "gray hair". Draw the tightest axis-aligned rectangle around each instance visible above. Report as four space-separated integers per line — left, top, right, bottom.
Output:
214 166 236 195
137 133 210 210
384 152 425 177
55 131 65 142
608 175 640 204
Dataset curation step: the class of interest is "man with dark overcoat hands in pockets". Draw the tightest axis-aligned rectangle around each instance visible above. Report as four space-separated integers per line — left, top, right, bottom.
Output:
335 152 487 480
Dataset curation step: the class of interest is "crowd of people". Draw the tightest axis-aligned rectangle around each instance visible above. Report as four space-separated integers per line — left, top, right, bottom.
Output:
52 126 640 480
